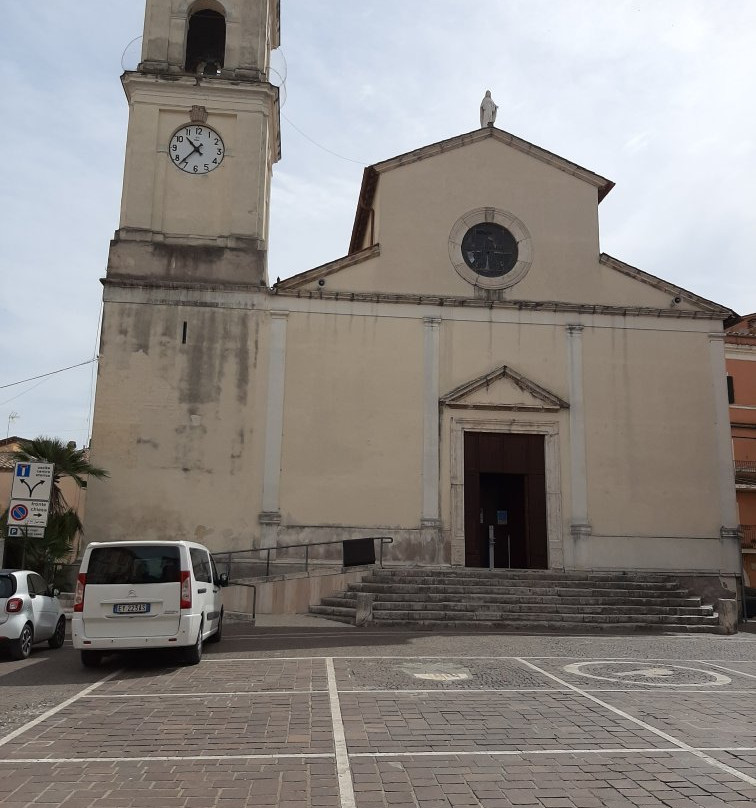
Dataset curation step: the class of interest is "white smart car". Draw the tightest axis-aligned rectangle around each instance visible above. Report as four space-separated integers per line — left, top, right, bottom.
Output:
72 540 227 667
0 569 67 660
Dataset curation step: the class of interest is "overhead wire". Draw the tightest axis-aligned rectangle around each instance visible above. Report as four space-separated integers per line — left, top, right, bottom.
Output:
0 359 98 391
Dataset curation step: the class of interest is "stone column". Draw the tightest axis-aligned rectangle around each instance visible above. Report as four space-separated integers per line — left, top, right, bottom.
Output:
566 324 591 565
259 310 288 548
421 317 442 548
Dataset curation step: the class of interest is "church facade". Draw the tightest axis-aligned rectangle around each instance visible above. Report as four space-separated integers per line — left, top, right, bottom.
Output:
85 0 742 591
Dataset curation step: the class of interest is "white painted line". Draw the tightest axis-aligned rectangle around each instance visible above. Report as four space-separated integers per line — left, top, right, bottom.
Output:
3 747 754 766
515 657 756 788
338 688 565 694
326 657 356 808
86 690 327 698
0 668 122 749
699 661 756 680
0 753 334 764
207 653 756 662
336 687 756 696
350 747 685 758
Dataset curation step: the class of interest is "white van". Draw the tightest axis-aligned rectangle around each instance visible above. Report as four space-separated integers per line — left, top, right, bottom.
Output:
71 540 227 667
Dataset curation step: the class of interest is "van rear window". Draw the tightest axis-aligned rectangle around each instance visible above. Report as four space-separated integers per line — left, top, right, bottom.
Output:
87 546 181 585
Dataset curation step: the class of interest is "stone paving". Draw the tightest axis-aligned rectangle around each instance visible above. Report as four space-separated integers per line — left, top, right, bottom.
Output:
0 629 754 807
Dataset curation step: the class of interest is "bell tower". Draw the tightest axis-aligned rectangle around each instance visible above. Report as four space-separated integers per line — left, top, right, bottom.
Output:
85 0 282 549
110 0 280 285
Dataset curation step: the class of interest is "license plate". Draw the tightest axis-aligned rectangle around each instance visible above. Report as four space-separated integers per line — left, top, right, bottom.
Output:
113 603 150 614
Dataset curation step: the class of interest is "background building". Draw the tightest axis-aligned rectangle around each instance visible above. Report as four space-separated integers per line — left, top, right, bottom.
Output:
725 314 756 587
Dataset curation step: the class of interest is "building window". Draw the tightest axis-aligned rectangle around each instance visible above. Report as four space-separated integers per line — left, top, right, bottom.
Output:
727 375 735 404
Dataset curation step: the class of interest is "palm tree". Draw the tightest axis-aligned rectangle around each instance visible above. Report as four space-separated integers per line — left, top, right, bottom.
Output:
2 437 108 577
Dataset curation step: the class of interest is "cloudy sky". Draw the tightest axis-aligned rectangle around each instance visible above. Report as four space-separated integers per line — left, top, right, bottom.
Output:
2 0 755 448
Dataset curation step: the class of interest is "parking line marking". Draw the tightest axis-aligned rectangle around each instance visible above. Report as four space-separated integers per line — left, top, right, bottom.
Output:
326 657 356 808
336 687 756 695
515 657 756 787
349 747 756 758
2 747 754 766
350 747 684 758
86 690 328 698
0 668 121 749
0 753 334 764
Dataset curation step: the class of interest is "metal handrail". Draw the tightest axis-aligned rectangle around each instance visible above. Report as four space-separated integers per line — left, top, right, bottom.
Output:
213 536 393 579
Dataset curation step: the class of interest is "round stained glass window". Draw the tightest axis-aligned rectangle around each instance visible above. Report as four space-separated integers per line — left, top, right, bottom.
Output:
461 222 518 278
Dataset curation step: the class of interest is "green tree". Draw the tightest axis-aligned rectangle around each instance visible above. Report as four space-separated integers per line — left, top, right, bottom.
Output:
2 437 109 578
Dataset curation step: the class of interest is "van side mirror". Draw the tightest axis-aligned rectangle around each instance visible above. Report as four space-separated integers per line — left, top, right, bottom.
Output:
218 572 229 587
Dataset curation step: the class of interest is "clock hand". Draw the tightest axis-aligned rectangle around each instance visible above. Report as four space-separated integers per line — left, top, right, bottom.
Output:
179 139 202 165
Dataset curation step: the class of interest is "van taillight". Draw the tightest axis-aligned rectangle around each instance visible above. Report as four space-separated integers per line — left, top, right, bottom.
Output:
180 570 192 609
73 573 86 612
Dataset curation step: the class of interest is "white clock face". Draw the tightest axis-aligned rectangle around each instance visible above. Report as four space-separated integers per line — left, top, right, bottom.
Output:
169 124 225 174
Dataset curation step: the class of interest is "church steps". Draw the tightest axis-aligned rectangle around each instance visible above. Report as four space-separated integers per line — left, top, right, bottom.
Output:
363 576 683 592
348 582 693 598
309 567 722 633
317 597 711 617
339 591 704 608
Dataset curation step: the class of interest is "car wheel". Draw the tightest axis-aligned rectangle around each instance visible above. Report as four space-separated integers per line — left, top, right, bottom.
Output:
183 621 204 665
48 616 67 649
207 610 223 644
10 623 34 660
81 650 103 668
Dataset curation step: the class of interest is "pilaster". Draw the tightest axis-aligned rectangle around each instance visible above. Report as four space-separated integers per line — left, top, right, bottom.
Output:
566 324 591 563
259 310 288 547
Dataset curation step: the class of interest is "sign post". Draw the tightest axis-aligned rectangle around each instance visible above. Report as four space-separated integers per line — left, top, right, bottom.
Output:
4 462 55 566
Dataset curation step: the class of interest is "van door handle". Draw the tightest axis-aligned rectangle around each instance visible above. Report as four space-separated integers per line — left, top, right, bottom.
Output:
197 588 207 593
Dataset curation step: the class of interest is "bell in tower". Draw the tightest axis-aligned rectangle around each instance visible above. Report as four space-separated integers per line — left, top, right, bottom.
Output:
185 8 226 75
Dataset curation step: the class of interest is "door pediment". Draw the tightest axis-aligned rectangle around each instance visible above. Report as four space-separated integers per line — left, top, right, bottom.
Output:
441 365 568 412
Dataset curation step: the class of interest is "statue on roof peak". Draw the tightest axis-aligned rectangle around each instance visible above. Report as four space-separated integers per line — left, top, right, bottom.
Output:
480 90 498 128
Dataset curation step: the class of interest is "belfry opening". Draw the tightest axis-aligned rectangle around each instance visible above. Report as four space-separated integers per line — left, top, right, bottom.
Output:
185 9 226 74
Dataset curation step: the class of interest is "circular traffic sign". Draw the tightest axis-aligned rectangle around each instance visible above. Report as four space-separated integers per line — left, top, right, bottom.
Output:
10 503 29 521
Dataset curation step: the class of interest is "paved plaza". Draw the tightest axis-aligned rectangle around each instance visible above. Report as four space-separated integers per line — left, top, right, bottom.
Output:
0 625 754 807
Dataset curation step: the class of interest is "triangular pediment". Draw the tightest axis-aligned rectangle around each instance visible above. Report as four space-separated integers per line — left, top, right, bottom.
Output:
441 365 568 412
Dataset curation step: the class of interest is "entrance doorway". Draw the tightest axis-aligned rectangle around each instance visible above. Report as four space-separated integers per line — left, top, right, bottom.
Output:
464 432 548 569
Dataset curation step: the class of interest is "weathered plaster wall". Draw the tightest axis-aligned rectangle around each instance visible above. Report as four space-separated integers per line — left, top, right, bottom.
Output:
85 290 268 551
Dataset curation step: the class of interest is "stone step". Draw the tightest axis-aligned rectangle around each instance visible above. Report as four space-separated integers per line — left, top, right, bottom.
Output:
362 575 684 592
331 592 704 609
376 567 678 581
319 597 712 617
373 609 718 626
349 582 694 599
368 618 721 634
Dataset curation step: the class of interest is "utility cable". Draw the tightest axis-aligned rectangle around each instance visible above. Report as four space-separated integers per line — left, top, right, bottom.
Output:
1 359 98 390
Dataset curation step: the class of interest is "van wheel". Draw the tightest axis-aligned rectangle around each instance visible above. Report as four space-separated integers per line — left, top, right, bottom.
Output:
48 617 67 649
10 623 33 660
183 622 203 665
81 650 103 668
207 610 223 644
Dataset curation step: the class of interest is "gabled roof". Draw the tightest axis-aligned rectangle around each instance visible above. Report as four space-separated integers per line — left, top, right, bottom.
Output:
441 365 569 412
349 126 615 253
599 254 737 322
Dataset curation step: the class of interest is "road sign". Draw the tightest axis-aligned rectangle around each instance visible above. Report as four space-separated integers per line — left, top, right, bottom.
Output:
7 498 50 528
6 525 45 539
11 462 54 502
